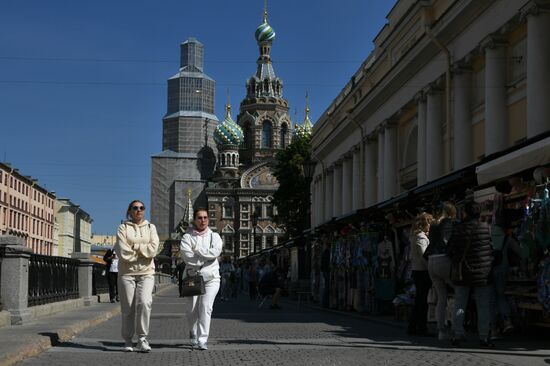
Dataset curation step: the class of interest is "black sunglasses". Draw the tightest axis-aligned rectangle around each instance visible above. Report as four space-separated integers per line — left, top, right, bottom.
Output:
131 206 145 211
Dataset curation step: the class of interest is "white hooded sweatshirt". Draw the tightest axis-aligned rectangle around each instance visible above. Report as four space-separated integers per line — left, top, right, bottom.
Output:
115 220 160 276
179 227 222 282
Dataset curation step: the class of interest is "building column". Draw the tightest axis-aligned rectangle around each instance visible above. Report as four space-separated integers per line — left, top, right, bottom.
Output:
426 85 444 181
453 64 473 169
332 162 342 218
315 177 323 227
341 156 353 215
383 120 398 199
319 173 326 225
482 36 508 155
523 1 550 137
352 147 361 211
377 128 385 202
364 134 378 207
325 169 334 221
415 92 427 186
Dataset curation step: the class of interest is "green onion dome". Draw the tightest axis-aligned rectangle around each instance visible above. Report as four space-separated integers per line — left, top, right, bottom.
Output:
214 106 244 146
255 21 276 43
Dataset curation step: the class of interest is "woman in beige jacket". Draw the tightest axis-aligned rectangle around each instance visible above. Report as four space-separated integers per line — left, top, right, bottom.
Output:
114 200 159 353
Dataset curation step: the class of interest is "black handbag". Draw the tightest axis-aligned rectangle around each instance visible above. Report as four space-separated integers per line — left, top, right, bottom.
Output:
180 274 205 297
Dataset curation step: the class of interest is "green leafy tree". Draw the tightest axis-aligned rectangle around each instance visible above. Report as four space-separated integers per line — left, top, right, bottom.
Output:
272 135 312 239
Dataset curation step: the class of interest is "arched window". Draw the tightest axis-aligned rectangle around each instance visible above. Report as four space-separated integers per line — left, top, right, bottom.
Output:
262 121 272 148
232 154 236 166
280 123 288 148
221 154 226 166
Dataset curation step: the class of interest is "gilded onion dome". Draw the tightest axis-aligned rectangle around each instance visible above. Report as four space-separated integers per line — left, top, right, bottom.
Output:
214 104 244 146
294 96 313 139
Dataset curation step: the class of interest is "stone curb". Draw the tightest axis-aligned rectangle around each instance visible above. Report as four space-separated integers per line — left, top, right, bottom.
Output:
0 284 175 366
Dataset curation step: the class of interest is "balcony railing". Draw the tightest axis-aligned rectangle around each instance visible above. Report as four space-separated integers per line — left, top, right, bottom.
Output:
28 254 79 307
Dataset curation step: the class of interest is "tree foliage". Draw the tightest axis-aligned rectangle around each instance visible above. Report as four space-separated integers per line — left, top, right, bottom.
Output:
272 135 312 239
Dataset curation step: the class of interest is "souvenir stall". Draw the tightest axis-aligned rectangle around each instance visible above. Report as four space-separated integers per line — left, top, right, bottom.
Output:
475 134 550 330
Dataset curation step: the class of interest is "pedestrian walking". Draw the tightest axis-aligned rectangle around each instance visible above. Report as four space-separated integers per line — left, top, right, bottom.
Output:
427 202 456 341
219 256 235 301
114 200 160 353
103 249 119 303
407 212 433 337
447 201 494 347
179 208 223 351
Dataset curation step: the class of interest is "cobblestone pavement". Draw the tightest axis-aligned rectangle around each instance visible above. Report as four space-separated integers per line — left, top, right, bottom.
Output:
18 287 550 365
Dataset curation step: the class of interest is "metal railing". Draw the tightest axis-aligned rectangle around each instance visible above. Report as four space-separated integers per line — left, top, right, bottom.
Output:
28 254 79 307
92 263 109 295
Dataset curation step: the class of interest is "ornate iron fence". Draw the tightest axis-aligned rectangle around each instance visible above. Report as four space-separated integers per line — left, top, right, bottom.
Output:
28 254 79 307
92 263 109 295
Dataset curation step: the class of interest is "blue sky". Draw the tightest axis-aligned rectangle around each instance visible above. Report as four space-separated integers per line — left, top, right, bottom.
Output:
0 0 395 234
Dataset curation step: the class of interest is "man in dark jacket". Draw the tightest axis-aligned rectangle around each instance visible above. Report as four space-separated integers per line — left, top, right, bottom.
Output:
447 201 494 347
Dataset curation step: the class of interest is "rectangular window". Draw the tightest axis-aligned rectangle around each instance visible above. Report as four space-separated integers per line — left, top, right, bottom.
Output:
265 205 273 218
223 204 234 218
224 235 234 251
254 204 262 218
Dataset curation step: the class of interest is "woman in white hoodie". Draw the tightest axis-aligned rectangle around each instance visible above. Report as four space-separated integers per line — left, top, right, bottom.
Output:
180 207 223 350
114 200 159 353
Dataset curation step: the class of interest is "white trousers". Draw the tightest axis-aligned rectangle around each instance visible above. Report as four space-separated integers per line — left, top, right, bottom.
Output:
118 274 155 341
187 278 220 344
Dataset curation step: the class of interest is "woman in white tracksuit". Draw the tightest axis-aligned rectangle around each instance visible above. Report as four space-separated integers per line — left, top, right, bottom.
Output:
180 208 222 351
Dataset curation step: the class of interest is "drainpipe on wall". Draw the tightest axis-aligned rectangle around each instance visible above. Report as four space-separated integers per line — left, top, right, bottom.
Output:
425 25 453 173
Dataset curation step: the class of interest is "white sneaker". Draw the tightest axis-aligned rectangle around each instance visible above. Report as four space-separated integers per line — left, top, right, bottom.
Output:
135 337 151 353
123 340 133 352
197 341 208 350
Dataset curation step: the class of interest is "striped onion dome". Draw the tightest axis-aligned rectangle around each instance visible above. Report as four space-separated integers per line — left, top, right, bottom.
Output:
214 105 244 146
255 21 276 43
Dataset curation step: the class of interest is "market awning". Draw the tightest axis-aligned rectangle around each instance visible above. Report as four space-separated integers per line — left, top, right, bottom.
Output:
476 135 550 185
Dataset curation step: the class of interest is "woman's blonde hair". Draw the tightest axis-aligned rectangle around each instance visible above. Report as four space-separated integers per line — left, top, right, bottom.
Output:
436 202 457 224
413 212 433 234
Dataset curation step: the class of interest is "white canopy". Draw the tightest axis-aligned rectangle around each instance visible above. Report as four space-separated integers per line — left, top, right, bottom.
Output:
476 136 550 185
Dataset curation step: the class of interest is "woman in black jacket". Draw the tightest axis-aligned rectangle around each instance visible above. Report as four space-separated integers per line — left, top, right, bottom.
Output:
447 201 494 347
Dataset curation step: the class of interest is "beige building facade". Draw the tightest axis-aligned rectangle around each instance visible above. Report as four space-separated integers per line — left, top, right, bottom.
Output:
90 234 116 247
54 198 93 257
311 0 550 228
0 162 55 255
